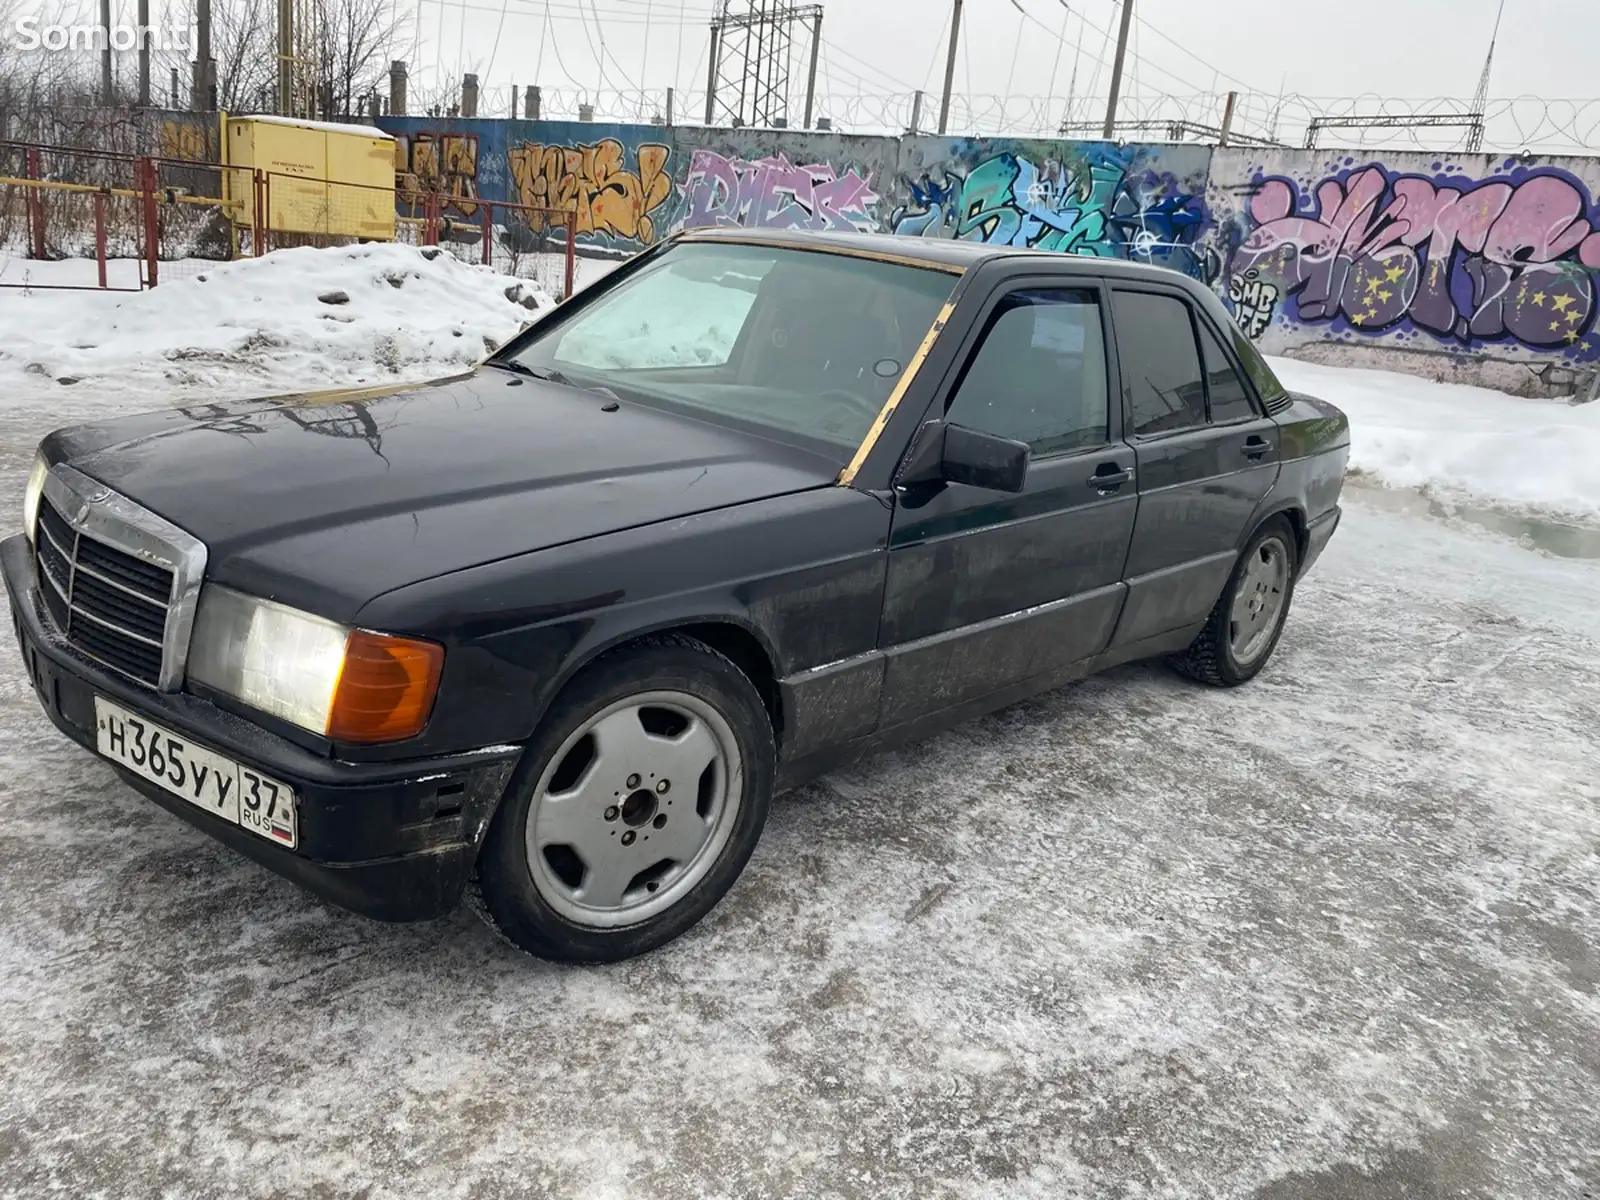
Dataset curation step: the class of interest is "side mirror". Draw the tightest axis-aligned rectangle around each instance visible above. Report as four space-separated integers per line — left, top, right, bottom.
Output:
898 420 1029 494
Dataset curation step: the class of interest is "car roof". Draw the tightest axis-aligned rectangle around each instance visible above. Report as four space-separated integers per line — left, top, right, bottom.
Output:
672 226 1194 287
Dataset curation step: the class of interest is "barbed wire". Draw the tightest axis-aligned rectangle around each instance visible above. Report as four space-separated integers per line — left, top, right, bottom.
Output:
387 80 1600 155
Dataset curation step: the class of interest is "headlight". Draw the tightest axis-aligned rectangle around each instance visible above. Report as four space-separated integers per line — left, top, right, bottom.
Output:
23 454 47 544
187 585 444 743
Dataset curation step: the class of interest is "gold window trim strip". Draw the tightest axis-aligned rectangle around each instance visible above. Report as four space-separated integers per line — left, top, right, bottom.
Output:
837 300 957 487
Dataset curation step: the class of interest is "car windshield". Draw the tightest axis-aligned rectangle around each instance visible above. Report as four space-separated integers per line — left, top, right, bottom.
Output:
502 242 958 457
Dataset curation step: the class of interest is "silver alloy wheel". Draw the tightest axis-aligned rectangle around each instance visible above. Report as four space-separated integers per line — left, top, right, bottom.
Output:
525 690 743 929
1229 535 1291 666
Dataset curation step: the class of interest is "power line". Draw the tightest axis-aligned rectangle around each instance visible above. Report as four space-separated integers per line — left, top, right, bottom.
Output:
919 3 951 95
1130 9 1261 92
819 35 919 93
1001 1 1024 136
1033 0 1209 96
482 0 515 82
1043 2 1068 112
575 0 606 94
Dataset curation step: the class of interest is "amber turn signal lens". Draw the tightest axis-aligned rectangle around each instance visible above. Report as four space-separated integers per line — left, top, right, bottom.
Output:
327 630 444 743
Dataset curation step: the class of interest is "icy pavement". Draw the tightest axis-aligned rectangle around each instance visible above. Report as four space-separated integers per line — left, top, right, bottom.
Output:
0 464 1596 1195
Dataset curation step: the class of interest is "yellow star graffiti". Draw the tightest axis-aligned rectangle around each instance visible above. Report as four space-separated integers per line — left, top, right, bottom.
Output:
1584 342 1594 351
1566 330 1581 343
1550 320 1561 332
1366 278 1382 296
1385 265 1405 282
1567 308 1583 324
1378 289 1393 302
1350 312 1367 326
1531 292 1547 306
1551 294 1575 313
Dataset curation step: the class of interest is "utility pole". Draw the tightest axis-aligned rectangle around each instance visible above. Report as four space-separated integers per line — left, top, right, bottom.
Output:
1218 90 1237 147
99 0 112 105
136 0 150 106
937 0 962 135
802 9 822 129
1101 0 1134 139
195 0 213 109
277 0 294 115
704 19 721 125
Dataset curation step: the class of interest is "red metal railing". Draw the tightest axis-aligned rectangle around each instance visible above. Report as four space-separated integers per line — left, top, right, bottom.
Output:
3 140 580 300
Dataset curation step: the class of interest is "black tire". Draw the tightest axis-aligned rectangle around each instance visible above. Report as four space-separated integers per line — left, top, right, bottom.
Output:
472 635 775 963
1169 517 1299 688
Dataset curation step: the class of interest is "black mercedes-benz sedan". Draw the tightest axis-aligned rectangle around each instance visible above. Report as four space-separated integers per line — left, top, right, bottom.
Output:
5 229 1348 962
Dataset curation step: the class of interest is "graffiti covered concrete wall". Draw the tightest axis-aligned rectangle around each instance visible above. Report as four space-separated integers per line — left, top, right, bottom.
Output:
676 130 896 235
371 115 1600 393
891 138 1217 282
1208 148 1600 391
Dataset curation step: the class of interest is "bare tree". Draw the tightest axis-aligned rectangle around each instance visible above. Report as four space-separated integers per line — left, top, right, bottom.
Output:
212 0 277 112
315 0 407 119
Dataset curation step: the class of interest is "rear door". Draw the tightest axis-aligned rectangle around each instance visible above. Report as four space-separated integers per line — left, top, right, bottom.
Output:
876 280 1137 729
1108 286 1282 649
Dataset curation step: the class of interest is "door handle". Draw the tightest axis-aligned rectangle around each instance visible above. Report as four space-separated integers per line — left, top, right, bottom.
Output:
1087 466 1133 491
1241 436 1272 460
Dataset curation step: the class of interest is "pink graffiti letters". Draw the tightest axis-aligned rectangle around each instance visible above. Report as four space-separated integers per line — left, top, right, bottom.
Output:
1231 165 1600 356
682 150 880 233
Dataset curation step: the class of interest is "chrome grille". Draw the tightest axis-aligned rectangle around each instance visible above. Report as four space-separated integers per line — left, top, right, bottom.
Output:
33 465 207 692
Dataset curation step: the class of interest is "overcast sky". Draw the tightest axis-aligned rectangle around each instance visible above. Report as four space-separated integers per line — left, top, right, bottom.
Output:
406 0 1598 121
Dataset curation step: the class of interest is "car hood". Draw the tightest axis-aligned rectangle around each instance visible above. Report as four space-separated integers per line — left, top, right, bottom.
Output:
46 369 842 621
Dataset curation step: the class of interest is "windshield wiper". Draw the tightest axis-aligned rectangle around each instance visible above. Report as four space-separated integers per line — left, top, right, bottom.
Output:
489 358 573 386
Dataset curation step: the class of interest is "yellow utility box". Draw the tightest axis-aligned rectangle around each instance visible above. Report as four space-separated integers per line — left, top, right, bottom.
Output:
225 116 396 240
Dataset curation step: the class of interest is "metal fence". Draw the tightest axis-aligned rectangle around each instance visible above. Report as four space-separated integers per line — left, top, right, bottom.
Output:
0 141 579 300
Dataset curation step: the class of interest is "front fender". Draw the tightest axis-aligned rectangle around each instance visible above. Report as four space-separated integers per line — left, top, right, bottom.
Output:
351 487 892 761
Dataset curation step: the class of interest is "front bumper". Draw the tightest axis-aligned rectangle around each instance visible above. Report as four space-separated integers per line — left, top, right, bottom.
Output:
2 534 521 922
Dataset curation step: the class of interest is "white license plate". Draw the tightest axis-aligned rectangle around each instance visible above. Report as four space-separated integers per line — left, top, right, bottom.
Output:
94 696 299 849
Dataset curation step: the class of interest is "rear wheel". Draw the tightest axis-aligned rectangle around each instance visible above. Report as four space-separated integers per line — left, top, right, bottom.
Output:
473 636 774 962
1170 518 1298 687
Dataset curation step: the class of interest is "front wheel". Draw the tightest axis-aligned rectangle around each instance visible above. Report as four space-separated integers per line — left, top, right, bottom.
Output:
1170 518 1299 687
473 636 775 962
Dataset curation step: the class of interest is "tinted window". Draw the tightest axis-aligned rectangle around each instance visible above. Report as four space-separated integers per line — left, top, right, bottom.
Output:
1228 323 1290 406
1115 291 1206 436
1199 323 1257 423
945 290 1109 457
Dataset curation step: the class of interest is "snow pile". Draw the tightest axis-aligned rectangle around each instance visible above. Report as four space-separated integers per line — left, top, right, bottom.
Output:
1271 357 1600 523
0 244 553 401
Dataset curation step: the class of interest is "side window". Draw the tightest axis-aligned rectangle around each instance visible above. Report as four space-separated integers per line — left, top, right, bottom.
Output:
1114 291 1207 437
1228 322 1290 405
1198 323 1258 423
945 289 1110 457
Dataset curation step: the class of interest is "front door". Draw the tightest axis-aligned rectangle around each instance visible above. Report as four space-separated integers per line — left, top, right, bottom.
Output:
877 283 1137 730
1107 287 1283 649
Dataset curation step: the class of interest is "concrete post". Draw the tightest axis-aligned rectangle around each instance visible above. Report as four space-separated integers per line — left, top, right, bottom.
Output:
1219 90 1238 147
389 61 408 116
461 74 478 118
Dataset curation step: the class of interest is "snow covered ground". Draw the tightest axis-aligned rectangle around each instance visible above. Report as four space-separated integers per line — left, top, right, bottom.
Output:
0 247 1596 1198
1272 356 1600 522
0 244 558 405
